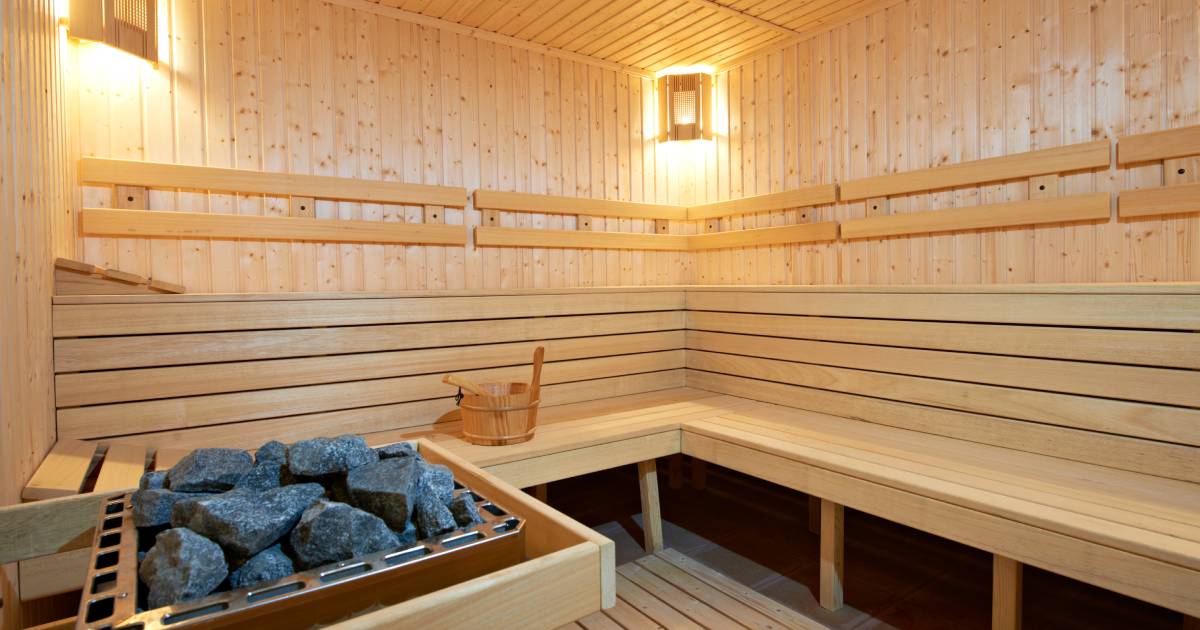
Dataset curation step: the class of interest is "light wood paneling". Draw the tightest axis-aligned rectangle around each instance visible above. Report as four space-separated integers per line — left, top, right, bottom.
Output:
69 0 690 291
362 0 889 72
688 0 1200 285
2 0 72 622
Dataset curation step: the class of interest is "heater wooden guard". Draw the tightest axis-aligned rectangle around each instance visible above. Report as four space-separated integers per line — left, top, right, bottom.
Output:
2 439 615 629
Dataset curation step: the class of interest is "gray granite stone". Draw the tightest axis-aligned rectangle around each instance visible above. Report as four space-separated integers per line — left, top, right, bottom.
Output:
417 461 455 504
133 489 210 528
288 500 399 570
254 440 287 464
235 461 284 492
138 470 167 490
172 483 324 560
345 457 420 530
167 448 253 492
374 442 418 461
139 528 228 609
413 492 457 540
447 494 485 528
394 521 418 547
286 435 377 477
229 544 293 590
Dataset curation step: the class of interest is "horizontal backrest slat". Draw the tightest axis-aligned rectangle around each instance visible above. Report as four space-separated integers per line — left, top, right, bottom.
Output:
55 311 685 371
57 331 684 407
685 290 1200 330
684 287 1200 482
59 350 686 441
686 330 1200 408
685 311 1200 369
54 291 687 336
53 291 689 447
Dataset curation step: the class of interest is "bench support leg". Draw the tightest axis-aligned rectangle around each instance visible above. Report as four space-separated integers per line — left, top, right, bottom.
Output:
638 459 664 553
819 499 844 611
992 554 1022 630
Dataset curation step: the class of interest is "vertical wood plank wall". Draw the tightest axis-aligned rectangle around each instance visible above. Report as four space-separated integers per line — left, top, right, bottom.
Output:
690 0 1199 284
65 0 1198 289
68 0 691 291
1 0 73 623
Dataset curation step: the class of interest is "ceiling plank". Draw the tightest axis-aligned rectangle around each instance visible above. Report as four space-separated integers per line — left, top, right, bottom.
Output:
714 0 905 71
332 0 654 77
677 0 802 36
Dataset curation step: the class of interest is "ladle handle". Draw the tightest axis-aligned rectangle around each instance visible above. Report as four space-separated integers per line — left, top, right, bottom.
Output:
529 346 545 402
442 374 489 397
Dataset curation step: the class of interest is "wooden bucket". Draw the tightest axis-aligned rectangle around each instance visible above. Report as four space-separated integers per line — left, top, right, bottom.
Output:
449 346 544 446
459 382 540 446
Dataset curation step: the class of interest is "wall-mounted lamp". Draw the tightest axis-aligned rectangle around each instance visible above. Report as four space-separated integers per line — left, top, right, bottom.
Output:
68 0 158 63
657 72 713 142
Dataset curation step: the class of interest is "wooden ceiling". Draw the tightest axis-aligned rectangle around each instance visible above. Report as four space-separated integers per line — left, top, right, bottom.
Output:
368 0 895 73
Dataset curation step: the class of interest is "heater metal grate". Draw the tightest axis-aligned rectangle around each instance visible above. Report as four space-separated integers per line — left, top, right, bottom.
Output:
76 486 525 630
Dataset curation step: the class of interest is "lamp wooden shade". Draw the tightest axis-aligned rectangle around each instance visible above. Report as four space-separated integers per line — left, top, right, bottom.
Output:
657 73 713 142
69 0 158 63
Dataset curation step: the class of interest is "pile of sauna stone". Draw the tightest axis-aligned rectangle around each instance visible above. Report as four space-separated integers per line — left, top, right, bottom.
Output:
130 436 486 610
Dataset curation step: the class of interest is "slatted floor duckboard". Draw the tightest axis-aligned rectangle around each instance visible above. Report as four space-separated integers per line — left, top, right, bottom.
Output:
561 549 829 630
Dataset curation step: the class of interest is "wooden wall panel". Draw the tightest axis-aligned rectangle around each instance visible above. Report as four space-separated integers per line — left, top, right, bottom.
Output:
688 0 1200 284
2 0 73 622
68 0 687 291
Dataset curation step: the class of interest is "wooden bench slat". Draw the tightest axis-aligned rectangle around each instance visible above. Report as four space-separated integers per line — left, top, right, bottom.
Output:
53 310 684 372
56 331 684 407
686 311 1200 369
58 352 686 441
687 371 1199 483
705 412 1200 547
687 350 1200 447
100 374 686 451
21 440 99 501
717 405 1200 528
92 443 147 492
681 431 1200 618
53 291 686 336
687 329 1200 408
153 447 189 471
685 290 1200 330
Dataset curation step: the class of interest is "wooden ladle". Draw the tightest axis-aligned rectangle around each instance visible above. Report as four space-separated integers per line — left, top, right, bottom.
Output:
442 374 489 397
529 346 545 403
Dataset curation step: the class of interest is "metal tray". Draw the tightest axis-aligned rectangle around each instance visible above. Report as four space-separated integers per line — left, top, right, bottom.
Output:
76 485 525 629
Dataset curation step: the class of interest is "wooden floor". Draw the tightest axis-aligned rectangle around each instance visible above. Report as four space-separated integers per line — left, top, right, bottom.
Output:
562 549 827 629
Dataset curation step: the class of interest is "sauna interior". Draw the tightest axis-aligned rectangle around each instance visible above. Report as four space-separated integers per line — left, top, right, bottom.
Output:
2 0 1199 628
